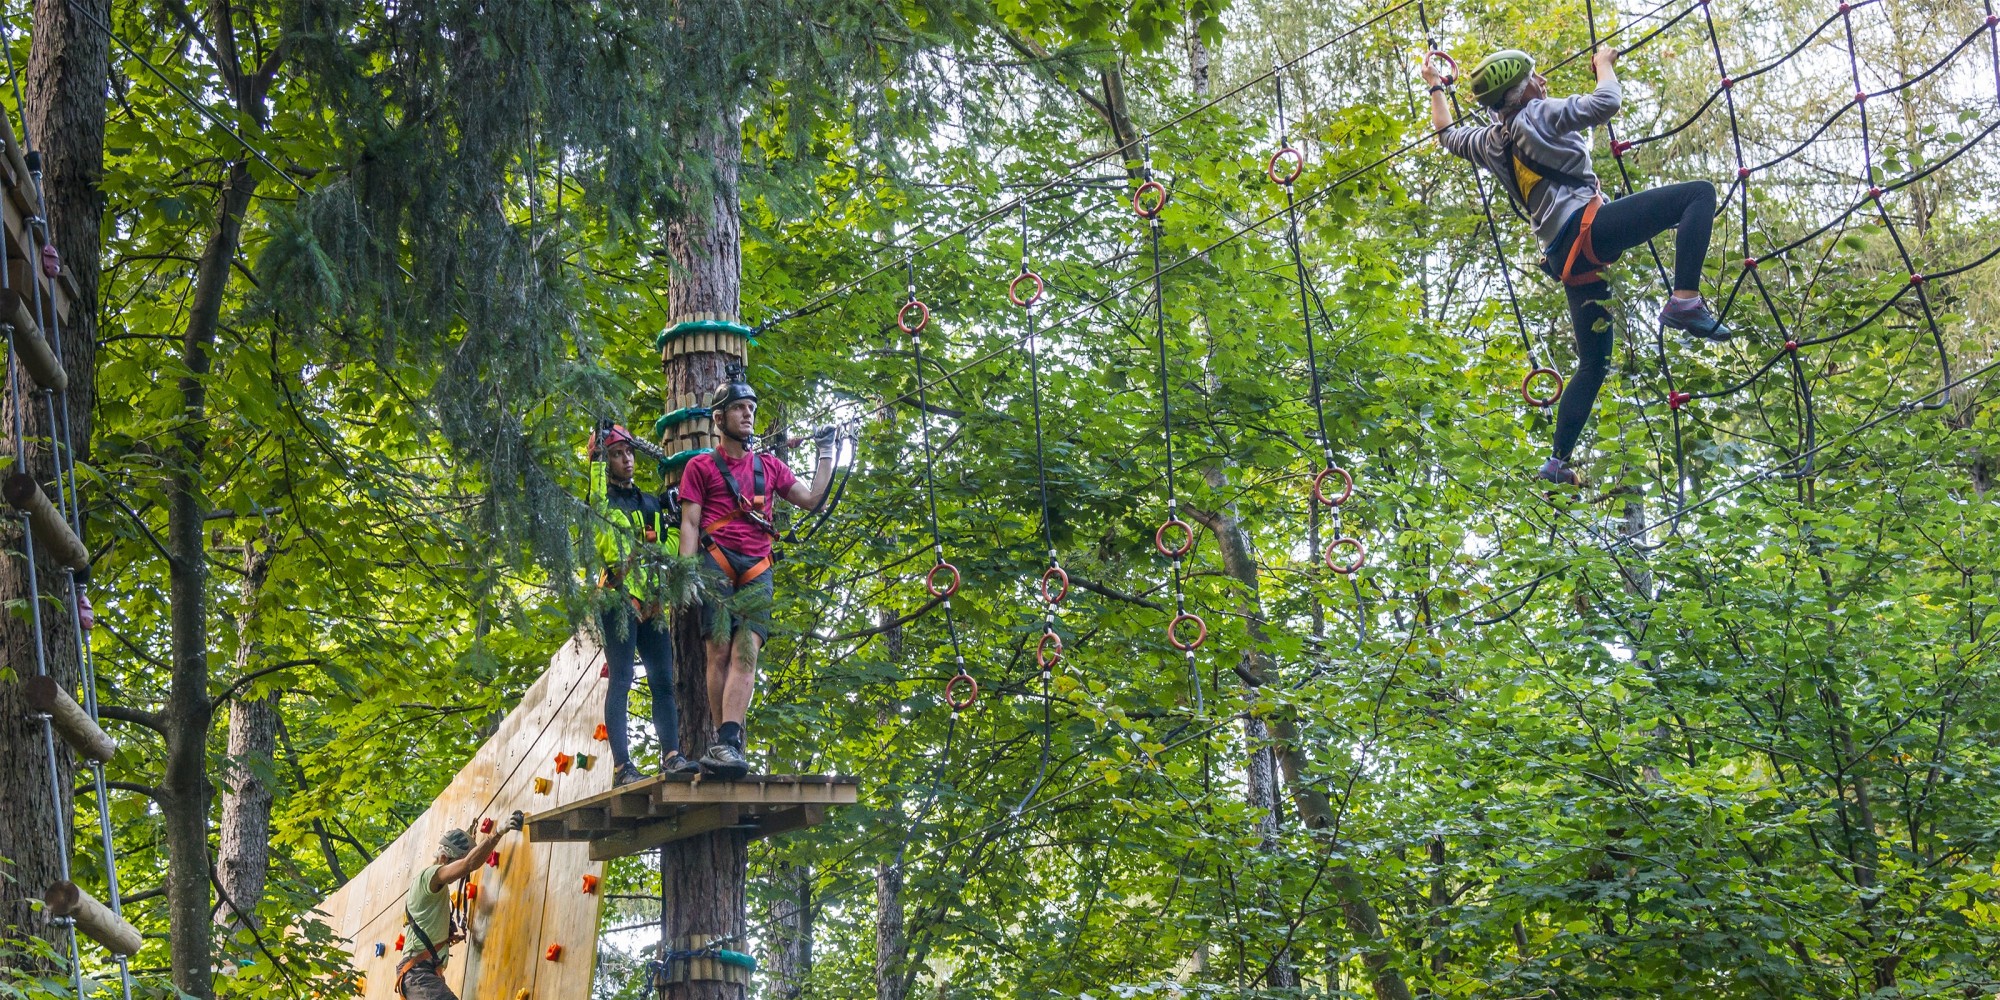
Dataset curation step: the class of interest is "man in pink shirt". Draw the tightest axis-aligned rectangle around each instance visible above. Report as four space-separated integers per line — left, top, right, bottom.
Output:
677 372 838 777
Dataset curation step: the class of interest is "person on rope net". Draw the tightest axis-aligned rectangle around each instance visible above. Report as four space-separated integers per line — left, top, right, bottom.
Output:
677 371 839 779
587 422 701 786
395 814 521 1000
1424 44 1730 486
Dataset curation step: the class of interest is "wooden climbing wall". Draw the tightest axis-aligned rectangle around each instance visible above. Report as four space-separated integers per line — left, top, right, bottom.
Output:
316 637 615 1000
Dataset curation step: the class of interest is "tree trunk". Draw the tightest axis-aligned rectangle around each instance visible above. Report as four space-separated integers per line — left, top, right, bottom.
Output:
163 154 260 1000
875 864 907 1000
0 0 108 958
1189 504 1415 1000
662 105 749 1000
216 540 276 931
762 863 812 999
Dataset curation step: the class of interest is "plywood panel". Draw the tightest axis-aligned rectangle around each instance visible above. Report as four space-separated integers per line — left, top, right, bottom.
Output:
317 636 616 1000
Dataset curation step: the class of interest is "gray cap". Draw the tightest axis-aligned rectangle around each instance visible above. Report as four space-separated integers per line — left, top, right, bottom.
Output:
439 828 476 860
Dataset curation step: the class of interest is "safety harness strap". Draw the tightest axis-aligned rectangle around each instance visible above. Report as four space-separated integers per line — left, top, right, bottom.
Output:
1554 195 1610 286
699 451 779 587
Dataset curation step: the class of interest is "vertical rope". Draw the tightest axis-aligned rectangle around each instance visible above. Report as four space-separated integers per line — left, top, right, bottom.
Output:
1015 202 1057 814
1139 146 1203 716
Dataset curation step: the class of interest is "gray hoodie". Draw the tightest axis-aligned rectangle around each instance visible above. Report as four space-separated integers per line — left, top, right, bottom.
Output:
1439 77 1622 248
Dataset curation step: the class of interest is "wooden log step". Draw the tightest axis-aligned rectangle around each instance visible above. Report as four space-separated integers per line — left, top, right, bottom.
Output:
4 473 87 570
45 881 141 956
22 675 113 762
1 298 65 392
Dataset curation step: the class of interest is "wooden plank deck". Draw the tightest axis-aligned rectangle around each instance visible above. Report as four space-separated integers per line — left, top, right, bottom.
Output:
526 773 859 860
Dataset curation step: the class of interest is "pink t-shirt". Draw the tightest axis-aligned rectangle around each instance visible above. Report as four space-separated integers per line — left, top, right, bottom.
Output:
681 450 798 558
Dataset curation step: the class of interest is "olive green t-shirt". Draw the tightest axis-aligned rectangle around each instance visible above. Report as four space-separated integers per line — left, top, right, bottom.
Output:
403 863 452 963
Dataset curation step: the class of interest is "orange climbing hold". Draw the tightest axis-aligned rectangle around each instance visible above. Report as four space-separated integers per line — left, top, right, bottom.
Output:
545 944 563 961
555 752 574 774
581 874 600 894
593 723 609 742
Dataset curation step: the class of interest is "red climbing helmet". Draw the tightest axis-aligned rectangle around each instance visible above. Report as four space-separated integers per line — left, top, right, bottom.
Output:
588 422 638 459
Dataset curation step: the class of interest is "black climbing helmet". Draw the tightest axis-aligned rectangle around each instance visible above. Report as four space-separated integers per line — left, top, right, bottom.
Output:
1469 49 1536 108
709 376 758 414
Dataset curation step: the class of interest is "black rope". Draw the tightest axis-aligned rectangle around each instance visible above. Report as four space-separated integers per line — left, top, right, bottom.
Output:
1140 146 1204 717
1015 201 1057 815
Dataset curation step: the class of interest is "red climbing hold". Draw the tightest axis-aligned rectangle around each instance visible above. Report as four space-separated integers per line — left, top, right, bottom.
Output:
487 852 500 867
396 935 406 951
466 884 478 901
1521 368 1564 408
481 817 495 833
1036 631 1063 669
926 561 961 599
545 945 563 962
555 752 574 774
581 875 599 894
1167 612 1206 652
1040 565 1069 605
1008 271 1045 308
1154 518 1195 559
945 672 979 711
1312 466 1354 507
1267 147 1304 186
898 299 930 335
1132 180 1168 219
600 663 610 679
1668 391 1692 411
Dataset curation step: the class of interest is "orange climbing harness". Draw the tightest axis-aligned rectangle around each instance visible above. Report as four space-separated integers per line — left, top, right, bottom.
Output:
1547 194 1610 287
698 450 780 587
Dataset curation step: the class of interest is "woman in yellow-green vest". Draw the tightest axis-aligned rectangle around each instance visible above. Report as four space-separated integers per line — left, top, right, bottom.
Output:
587 423 700 785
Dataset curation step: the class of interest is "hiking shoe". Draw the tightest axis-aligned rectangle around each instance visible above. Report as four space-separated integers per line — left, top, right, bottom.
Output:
1538 457 1583 487
660 751 701 776
613 762 648 787
1660 295 1731 341
698 742 751 780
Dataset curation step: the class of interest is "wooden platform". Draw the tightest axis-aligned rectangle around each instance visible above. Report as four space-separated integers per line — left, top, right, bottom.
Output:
526 773 859 860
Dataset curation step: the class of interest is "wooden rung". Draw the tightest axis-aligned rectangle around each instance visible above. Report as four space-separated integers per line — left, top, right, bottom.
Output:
4 473 87 570
23 675 113 762
1 297 65 393
45 881 141 956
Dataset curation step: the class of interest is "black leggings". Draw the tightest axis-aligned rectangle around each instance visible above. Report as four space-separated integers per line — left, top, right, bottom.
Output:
1550 180 1716 461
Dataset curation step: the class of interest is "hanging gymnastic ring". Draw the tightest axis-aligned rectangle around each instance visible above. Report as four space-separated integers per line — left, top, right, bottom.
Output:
1036 631 1063 669
1312 466 1353 507
1009 271 1045 308
898 299 930 335
1040 565 1070 605
1133 181 1169 218
945 672 979 711
1154 518 1195 559
1268 147 1304 186
1324 537 1366 575
926 561 960 599
1521 368 1564 408
1426 51 1459 86
1167 612 1207 651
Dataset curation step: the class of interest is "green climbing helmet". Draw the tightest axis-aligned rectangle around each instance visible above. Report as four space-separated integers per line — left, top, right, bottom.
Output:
1469 49 1536 108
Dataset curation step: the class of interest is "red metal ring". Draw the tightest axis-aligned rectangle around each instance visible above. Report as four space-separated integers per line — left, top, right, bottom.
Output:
1426 50 1458 86
1311 466 1354 507
898 299 929 334
1008 271 1045 307
1036 631 1063 669
945 672 979 711
1040 565 1070 605
1154 518 1194 558
1132 180 1168 218
926 561 960 599
1324 537 1366 575
1521 368 1564 408
1167 612 1207 651
1267 147 1304 186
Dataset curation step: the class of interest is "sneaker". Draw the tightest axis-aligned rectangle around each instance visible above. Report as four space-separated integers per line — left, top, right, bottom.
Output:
613 762 648 787
698 742 751 780
660 751 701 776
1538 457 1583 487
1660 295 1731 341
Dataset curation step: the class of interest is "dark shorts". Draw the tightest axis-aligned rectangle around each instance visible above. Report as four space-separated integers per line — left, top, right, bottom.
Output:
702 544 774 643
399 961 455 1000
